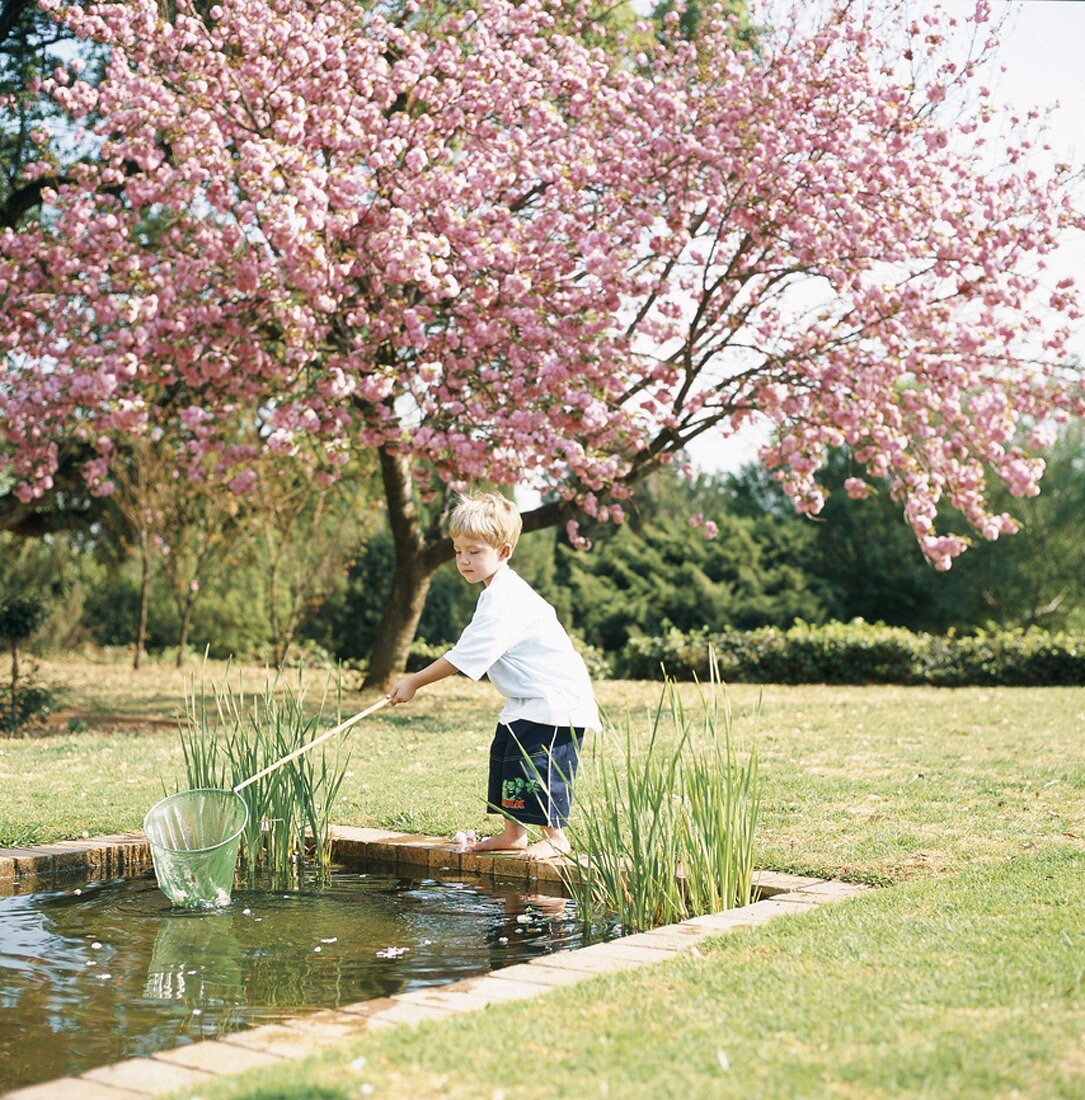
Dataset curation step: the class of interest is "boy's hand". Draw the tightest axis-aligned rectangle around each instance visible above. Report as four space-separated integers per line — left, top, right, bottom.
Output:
385 656 455 704
386 675 417 705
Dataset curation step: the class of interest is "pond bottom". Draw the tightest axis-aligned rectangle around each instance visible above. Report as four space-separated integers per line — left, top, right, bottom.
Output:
0 866 605 1091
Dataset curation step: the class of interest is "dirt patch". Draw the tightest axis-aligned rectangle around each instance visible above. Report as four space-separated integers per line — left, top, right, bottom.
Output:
46 709 177 733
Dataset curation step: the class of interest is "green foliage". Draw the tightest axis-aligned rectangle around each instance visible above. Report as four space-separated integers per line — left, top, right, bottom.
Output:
0 592 47 646
542 470 830 654
564 670 760 934
725 456 981 631
404 637 449 672
0 589 57 734
0 679 56 735
6 429 1084 680
652 0 755 44
81 559 271 658
1 0 76 219
919 630 1085 688
723 430 1085 635
571 634 613 682
622 620 1085 686
0 531 82 650
316 470 826 673
560 518 825 651
951 426 1085 631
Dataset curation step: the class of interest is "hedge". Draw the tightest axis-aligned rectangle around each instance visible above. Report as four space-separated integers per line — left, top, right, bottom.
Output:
618 621 1085 687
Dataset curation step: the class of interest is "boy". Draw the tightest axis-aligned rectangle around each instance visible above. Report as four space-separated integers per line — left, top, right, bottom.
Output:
386 491 600 860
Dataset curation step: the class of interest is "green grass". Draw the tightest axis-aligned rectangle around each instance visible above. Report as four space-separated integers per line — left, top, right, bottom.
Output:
2 657 1084 1097
162 848 1084 1100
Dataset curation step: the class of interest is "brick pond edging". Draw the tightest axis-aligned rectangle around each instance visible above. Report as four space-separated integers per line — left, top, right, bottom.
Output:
1 827 871 1099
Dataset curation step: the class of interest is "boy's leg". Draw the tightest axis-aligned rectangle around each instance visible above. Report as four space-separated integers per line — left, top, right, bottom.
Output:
466 723 528 851
524 725 584 860
500 721 584 860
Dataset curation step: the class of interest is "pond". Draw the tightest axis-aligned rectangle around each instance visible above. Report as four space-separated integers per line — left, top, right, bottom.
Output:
0 866 605 1091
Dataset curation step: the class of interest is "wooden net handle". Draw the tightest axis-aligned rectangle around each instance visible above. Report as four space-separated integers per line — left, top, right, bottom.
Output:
233 696 390 793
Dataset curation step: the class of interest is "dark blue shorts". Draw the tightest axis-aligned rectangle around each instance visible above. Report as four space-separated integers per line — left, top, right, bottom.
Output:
486 719 584 828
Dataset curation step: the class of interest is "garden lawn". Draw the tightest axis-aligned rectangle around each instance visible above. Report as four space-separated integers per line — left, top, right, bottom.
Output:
2 656 1083 1097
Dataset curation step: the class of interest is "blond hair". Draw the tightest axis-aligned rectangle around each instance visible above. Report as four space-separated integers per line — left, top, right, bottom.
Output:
448 491 522 552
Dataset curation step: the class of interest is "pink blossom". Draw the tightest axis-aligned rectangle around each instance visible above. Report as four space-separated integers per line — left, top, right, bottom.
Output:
566 520 592 551
0 0 1079 568
844 477 872 500
228 469 257 494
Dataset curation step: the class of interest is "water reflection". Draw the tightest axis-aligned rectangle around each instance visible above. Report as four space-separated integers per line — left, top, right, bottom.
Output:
144 911 245 1005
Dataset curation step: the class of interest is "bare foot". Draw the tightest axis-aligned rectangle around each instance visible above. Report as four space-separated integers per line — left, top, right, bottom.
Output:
466 826 528 853
520 837 572 861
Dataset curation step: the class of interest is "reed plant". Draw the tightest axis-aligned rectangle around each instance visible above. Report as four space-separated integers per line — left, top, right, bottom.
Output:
178 668 351 889
287 678 350 875
563 665 760 935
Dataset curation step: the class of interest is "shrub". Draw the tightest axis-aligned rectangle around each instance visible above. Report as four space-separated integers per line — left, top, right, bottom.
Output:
619 621 1085 686
405 638 449 672
572 634 612 682
0 593 56 735
0 681 57 736
920 629 1085 687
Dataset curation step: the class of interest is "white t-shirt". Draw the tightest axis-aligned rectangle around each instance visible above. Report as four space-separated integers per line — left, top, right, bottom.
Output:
444 564 601 731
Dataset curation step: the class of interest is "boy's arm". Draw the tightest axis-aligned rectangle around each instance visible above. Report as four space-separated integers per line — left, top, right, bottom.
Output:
386 657 459 705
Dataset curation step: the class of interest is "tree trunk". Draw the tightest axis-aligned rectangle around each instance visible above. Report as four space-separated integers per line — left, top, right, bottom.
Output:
134 529 150 670
176 595 194 668
362 448 442 690
8 635 17 718
363 551 436 690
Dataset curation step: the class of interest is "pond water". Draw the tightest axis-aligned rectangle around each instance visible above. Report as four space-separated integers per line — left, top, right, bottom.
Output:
0 867 604 1091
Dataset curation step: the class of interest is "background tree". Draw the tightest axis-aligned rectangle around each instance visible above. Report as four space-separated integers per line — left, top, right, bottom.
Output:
243 462 375 667
155 457 242 665
542 470 826 651
0 531 58 730
723 453 977 632
2 0 1081 686
936 425 1085 631
106 438 160 669
723 426 1085 634
1 0 76 220
0 592 49 732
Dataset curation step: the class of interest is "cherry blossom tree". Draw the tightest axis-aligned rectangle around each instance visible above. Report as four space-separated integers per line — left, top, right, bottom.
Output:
1 0 1082 685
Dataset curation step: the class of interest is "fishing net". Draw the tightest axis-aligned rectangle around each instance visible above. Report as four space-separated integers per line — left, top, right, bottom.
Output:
143 788 248 909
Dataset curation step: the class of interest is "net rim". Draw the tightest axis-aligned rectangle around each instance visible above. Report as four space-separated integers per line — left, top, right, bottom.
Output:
142 787 249 855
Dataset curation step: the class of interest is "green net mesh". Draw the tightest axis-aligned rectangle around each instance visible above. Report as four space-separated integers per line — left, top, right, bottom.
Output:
143 789 248 909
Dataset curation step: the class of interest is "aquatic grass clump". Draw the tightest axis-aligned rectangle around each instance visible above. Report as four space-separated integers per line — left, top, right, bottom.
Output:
564 668 760 935
178 668 351 889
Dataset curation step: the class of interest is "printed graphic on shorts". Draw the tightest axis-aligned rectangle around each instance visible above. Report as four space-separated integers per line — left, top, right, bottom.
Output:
501 775 541 810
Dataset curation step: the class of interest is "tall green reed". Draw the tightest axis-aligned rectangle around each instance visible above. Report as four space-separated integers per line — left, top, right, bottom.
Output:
178 667 351 889
563 663 760 935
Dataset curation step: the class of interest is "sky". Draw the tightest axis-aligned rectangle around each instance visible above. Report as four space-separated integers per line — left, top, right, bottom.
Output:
685 0 1085 475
